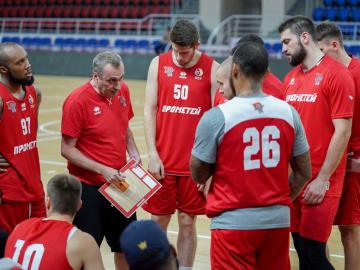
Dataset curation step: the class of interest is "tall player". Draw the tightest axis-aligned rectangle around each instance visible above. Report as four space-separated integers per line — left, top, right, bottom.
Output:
213 34 283 106
5 174 105 270
316 21 360 270
279 16 354 270
190 42 311 270
0 43 45 233
143 19 219 269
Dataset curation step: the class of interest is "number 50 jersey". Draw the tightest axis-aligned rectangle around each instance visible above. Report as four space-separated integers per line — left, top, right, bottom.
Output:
156 51 213 175
0 84 44 202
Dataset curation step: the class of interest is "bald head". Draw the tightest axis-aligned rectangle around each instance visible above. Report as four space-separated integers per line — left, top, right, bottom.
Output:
0 43 33 86
0 43 23 66
216 56 232 98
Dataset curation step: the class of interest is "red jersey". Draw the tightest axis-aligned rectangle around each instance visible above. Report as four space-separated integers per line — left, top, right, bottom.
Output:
157 51 213 175
207 96 295 217
284 55 354 197
5 218 75 270
62 81 133 186
0 84 44 202
348 56 360 153
213 72 284 106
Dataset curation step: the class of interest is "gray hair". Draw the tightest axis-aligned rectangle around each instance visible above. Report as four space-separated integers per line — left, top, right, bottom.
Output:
92 50 123 76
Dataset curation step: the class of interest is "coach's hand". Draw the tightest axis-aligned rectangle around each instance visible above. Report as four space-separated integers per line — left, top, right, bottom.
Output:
303 177 329 204
101 166 126 184
0 154 10 173
148 153 164 180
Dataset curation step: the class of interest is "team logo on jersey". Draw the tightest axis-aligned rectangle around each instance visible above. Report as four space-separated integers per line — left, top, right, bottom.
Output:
28 94 35 108
289 78 295 85
93 106 101 115
6 101 16 113
164 66 174 77
119 95 127 107
28 94 34 105
179 72 187 79
349 95 354 101
252 102 264 113
21 103 27 111
194 68 203 80
314 73 323 86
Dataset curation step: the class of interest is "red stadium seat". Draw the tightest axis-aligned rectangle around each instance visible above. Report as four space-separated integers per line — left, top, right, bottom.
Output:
80 7 90 18
70 7 81 17
99 21 117 33
89 7 100 18
59 20 76 32
4 20 20 31
44 7 53 17
99 7 110 18
17 8 27 17
22 20 39 31
129 6 140 18
119 7 128 18
62 8 72 17
52 7 62 17
40 20 58 31
34 7 45 17
108 8 119 18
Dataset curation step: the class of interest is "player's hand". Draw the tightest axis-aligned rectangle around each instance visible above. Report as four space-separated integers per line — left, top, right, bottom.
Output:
101 166 126 184
302 177 329 204
148 153 164 180
0 154 10 173
130 154 142 168
197 178 212 198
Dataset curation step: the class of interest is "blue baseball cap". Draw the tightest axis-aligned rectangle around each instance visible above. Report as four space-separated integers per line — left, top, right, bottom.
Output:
120 220 171 269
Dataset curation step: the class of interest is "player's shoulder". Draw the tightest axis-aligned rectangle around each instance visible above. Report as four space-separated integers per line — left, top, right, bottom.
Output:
349 56 360 71
65 82 92 103
68 228 98 252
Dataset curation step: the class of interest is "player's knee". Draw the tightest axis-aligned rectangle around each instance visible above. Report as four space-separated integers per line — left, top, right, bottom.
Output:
339 225 360 243
152 214 171 230
178 212 196 230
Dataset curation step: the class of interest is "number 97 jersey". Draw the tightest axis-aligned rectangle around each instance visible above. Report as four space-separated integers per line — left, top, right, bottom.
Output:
156 51 213 175
0 84 44 202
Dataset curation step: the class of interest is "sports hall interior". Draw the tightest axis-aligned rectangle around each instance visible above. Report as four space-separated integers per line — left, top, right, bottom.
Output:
2 0 360 269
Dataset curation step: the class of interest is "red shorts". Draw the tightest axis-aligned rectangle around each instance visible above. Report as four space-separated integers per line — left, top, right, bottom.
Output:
211 228 290 270
0 199 46 233
290 196 340 242
142 175 205 215
334 172 360 225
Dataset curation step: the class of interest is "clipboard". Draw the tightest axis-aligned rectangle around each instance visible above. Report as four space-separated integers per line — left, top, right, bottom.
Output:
99 159 162 218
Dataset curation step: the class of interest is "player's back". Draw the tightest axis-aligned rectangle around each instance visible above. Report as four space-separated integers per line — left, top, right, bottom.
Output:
4 218 76 270
207 95 296 217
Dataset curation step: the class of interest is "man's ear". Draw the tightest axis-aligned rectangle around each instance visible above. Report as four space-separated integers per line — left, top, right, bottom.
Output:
231 63 240 79
194 41 200 50
0 65 8 74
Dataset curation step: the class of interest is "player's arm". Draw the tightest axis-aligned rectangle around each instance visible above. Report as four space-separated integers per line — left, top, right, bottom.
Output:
288 106 312 200
67 231 105 270
210 61 220 106
303 118 352 204
34 85 41 116
289 152 311 200
126 127 141 165
144 56 164 180
61 135 124 183
190 157 214 184
0 97 10 173
190 108 223 184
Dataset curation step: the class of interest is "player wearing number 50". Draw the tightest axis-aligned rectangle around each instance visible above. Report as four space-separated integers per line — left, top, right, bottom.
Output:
143 19 219 270
0 43 45 234
4 174 105 270
190 42 311 270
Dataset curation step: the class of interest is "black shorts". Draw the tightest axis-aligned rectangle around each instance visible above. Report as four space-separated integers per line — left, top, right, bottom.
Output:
73 182 136 252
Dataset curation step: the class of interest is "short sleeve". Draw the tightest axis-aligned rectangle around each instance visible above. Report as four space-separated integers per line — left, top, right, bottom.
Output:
327 68 355 119
191 107 225 164
61 97 84 138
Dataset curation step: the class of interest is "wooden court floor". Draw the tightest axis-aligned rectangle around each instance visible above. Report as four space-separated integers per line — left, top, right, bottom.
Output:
35 75 345 269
